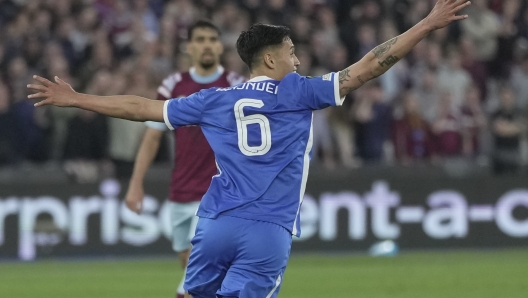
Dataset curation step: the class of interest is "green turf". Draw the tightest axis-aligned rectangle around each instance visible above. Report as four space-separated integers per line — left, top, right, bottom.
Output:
1 250 527 298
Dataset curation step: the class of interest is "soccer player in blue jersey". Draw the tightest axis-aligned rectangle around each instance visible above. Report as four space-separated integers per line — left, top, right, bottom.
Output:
28 1 470 296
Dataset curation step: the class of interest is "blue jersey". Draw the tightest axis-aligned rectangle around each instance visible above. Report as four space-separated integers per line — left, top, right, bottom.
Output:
163 72 344 236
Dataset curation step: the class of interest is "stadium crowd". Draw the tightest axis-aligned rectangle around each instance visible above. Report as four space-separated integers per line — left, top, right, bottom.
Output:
0 0 527 178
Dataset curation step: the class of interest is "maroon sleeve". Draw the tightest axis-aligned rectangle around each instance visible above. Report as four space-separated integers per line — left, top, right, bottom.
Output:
157 93 168 101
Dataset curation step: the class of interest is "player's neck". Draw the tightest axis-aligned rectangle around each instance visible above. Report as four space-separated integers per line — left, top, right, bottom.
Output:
192 64 220 77
250 68 283 81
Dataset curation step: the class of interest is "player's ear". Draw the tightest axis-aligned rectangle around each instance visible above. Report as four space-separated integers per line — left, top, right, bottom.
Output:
263 52 275 69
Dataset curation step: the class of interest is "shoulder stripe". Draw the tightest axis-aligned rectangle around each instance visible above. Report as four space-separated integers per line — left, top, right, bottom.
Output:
159 72 183 98
157 85 171 99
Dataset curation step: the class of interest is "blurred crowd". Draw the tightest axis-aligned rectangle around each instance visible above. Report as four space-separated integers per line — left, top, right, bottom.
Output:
0 0 528 179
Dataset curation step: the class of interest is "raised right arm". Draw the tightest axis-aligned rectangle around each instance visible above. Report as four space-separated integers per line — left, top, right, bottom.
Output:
337 0 471 97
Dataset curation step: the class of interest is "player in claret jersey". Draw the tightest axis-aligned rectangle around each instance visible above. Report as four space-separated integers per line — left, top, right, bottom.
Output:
28 1 471 297
123 20 243 298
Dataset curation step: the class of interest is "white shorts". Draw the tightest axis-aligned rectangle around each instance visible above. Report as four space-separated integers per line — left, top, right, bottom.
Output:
170 201 200 252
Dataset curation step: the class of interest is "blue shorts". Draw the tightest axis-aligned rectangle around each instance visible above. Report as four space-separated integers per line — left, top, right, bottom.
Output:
184 215 292 298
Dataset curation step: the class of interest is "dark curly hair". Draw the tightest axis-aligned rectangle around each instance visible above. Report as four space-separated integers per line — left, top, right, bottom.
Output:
188 20 221 40
236 24 291 71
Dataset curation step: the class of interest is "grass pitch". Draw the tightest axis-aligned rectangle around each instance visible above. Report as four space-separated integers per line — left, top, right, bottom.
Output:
1 250 527 298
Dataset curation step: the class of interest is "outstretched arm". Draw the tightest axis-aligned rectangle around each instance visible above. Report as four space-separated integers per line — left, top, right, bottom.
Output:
28 76 164 122
338 0 471 97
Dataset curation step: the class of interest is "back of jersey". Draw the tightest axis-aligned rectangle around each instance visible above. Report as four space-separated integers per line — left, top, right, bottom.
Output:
163 72 343 236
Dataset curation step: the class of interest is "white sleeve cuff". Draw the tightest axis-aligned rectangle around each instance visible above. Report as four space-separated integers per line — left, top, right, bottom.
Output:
163 99 175 130
333 72 346 106
145 121 168 131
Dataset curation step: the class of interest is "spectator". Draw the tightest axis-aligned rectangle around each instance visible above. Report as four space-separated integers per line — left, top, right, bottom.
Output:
33 8 53 40
329 101 361 169
295 0 317 17
354 23 378 62
23 35 44 71
414 68 442 123
437 50 473 108
62 109 108 161
63 71 110 161
107 0 135 58
392 91 435 164
77 40 114 90
264 0 290 26
315 6 341 50
511 53 528 111
432 93 463 157
489 0 520 79
378 20 410 102
460 0 500 63
45 56 78 160
107 71 152 179
133 0 160 39
55 18 84 73
312 109 336 169
222 48 248 78
338 0 383 65
239 0 261 23
392 0 430 33
0 43 6 77
290 14 312 45
460 37 488 100
73 7 100 59
52 0 74 21
410 42 444 89
321 42 360 168
8 56 51 162
518 2 528 39
325 44 349 75
460 85 487 157
0 0 19 27
491 86 526 174
0 81 18 165
353 81 392 163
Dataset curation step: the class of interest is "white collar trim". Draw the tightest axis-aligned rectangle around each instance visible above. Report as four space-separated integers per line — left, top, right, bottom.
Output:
247 76 274 82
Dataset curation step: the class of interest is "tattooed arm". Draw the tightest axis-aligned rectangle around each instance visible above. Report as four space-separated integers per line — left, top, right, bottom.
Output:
338 0 471 98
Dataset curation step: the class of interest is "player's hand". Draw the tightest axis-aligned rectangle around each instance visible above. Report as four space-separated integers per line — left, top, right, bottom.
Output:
125 183 145 214
424 0 471 31
27 75 77 107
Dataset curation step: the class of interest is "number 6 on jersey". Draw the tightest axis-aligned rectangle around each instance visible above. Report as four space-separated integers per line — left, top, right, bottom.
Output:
234 98 272 156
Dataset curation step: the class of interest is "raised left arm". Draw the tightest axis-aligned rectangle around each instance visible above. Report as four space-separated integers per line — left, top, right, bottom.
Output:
28 76 164 122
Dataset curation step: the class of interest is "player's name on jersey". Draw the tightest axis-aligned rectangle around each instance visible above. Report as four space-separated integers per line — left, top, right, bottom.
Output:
216 81 278 94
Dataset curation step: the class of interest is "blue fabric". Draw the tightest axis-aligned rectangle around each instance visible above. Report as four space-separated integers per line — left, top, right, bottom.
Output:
164 72 341 237
184 215 291 298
